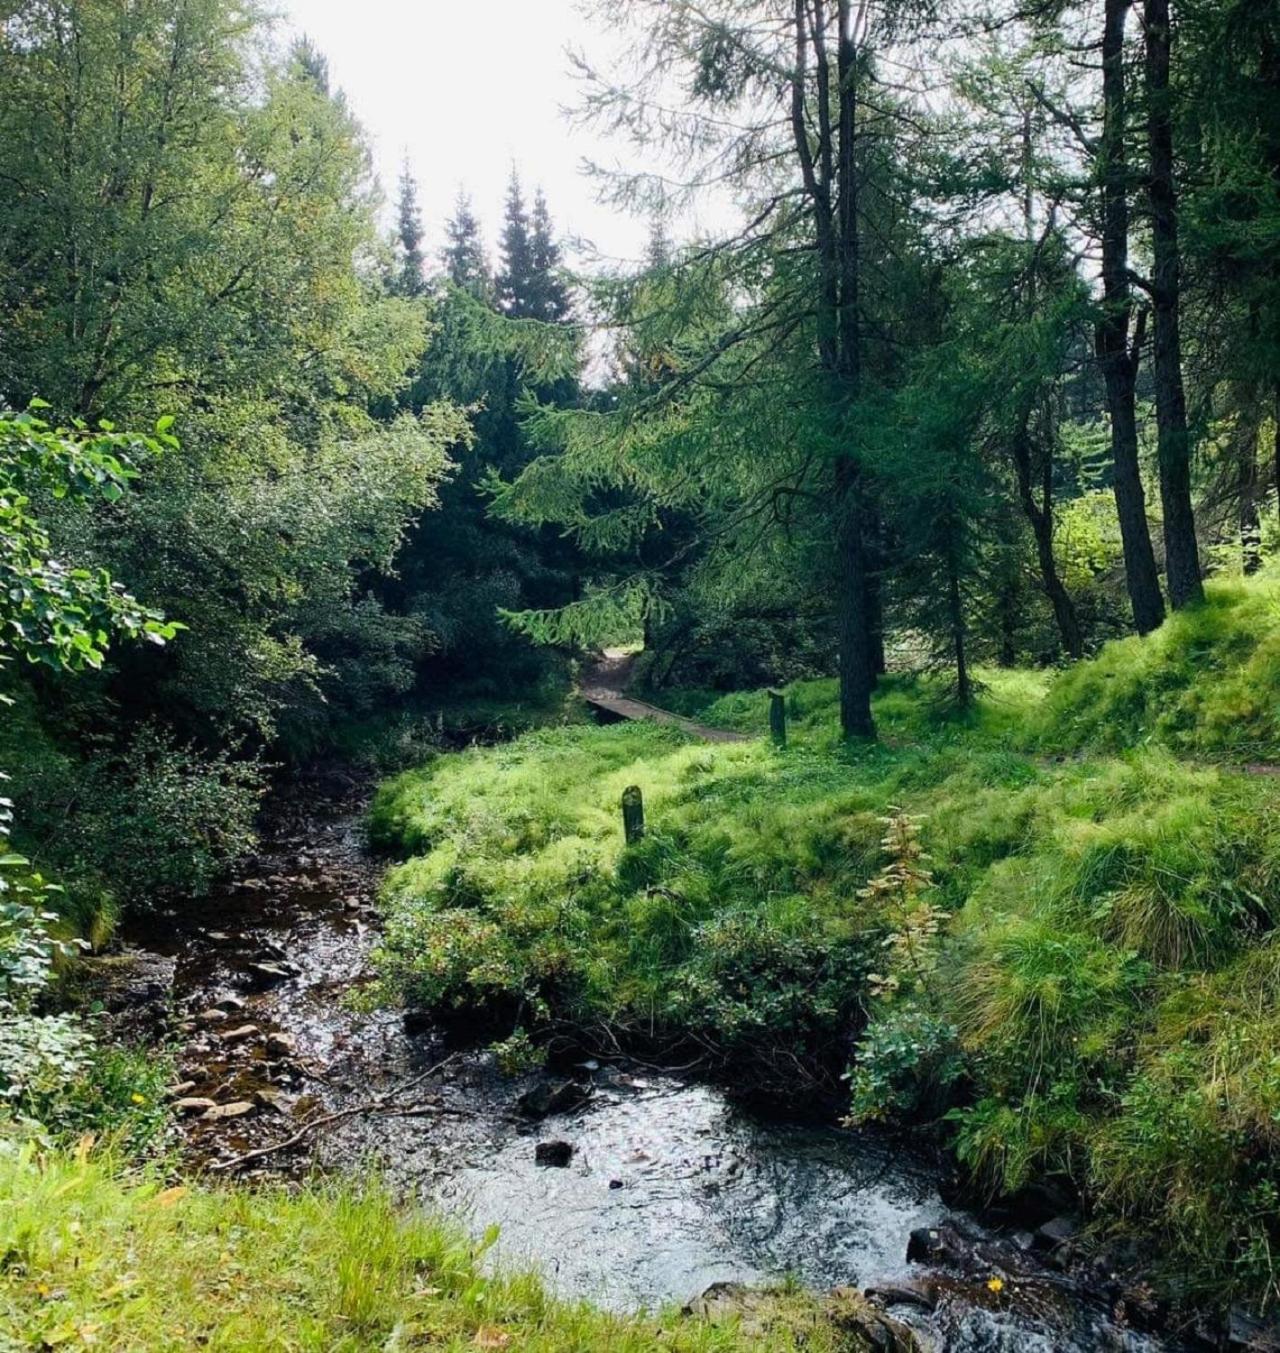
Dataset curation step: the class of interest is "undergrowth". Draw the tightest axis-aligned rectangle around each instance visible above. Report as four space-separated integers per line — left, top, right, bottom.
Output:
373 573 1280 1307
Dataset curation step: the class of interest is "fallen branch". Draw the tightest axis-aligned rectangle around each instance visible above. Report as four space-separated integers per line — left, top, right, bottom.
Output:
208 1051 463 1174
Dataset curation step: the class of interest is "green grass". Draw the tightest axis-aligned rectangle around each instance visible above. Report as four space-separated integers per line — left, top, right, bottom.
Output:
0 1145 886 1351
372 575 1280 1306
1035 572 1280 762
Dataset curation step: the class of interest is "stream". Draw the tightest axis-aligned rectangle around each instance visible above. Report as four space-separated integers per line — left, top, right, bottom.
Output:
122 771 1204 1353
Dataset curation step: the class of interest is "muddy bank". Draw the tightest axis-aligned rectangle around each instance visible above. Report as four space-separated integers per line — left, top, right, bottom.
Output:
110 774 1230 1351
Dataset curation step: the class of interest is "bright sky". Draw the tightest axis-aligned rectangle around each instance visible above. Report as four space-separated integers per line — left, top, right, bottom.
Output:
279 0 659 271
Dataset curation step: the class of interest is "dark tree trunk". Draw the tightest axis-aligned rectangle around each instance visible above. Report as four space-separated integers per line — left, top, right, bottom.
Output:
1011 415 1084 659
836 460 876 736
1144 0 1203 608
946 553 971 708
1242 420 1263 576
1096 0 1166 634
792 1 875 738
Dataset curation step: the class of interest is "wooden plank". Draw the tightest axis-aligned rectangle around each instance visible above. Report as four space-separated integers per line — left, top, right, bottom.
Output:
582 691 749 744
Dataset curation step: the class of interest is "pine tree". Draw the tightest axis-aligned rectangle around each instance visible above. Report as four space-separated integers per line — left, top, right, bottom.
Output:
495 170 536 317
391 161 426 299
441 190 491 297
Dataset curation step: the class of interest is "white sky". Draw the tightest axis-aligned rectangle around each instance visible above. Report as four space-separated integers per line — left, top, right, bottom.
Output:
279 0 661 271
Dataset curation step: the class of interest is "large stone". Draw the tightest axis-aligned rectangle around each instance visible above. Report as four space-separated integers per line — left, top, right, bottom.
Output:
241 962 298 990
174 1097 217 1117
202 1101 255 1120
221 1023 260 1045
685 1283 919 1352
265 1031 297 1058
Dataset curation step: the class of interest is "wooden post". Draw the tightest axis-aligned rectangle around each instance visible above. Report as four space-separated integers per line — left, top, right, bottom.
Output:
621 785 645 844
769 691 787 748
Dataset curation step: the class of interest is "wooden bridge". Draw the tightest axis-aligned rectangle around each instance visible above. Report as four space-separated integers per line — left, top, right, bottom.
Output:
581 651 750 745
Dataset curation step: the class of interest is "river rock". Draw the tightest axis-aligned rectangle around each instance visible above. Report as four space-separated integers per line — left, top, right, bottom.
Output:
199 1007 229 1025
174 1097 217 1117
265 1031 297 1057
906 1220 984 1269
202 1100 255 1120
167 1080 197 1098
864 1278 939 1313
1226 1308 1280 1352
685 1283 918 1351
1034 1215 1080 1255
534 1140 574 1167
242 961 298 989
221 1023 260 1044
215 995 247 1013
518 1079 592 1120
73 949 176 1038
253 1088 294 1114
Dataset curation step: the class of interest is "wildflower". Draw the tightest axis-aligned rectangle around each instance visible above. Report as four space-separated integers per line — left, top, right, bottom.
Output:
130 1092 147 1105
986 1276 1005 1294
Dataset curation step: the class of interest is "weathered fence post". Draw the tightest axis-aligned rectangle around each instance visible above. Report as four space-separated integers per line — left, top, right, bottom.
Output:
621 785 645 844
769 691 787 748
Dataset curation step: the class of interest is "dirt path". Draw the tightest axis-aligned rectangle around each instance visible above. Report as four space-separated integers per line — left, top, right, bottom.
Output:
580 650 750 744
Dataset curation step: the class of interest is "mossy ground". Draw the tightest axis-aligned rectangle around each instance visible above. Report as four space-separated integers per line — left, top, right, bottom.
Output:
372 574 1280 1306
0 1145 882 1352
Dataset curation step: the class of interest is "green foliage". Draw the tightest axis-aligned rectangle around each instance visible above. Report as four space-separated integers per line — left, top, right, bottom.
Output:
0 410 180 673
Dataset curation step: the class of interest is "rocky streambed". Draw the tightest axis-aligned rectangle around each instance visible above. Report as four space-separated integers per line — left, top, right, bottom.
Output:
99 771 1254 1352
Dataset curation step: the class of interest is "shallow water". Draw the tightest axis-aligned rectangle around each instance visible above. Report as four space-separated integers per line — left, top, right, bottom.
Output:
129 778 1187 1352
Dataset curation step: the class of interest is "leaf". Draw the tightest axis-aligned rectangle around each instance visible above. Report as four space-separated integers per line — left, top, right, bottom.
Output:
473 1328 512 1349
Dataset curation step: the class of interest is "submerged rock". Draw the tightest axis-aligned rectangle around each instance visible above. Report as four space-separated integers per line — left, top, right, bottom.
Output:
685 1282 919 1352
518 1079 592 1120
534 1140 574 1167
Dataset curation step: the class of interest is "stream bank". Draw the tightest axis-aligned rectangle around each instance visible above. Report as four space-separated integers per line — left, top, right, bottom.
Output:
108 770 1237 1352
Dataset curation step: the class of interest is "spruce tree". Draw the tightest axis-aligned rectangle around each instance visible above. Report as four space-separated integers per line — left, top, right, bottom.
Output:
391 161 426 299
529 189 572 322
441 191 491 297
495 170 536 317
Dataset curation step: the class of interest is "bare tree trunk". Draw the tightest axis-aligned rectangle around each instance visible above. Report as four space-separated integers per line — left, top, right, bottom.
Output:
1011 419 1084 658
1144 0 1203 608
1096 0 1166 634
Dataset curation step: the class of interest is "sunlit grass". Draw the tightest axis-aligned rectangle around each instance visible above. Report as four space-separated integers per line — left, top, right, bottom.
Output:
0 1145 871 1351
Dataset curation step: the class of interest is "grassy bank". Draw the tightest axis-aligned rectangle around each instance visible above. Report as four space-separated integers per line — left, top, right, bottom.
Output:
0 1144 891 1351
372 575 1280 1306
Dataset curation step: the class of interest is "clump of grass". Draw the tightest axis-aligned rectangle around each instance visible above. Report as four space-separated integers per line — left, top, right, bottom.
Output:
1036 572 1280 762
0 1144 884 1351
